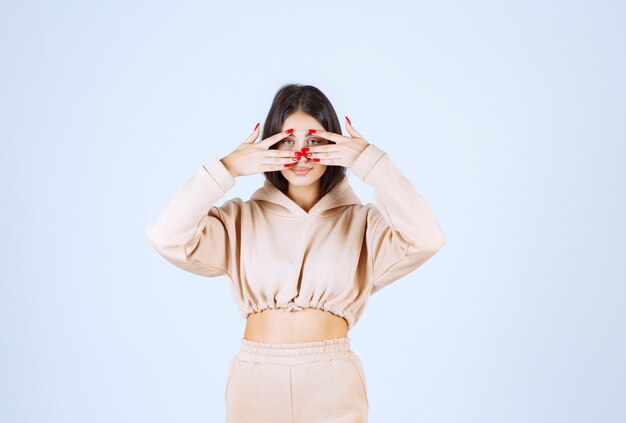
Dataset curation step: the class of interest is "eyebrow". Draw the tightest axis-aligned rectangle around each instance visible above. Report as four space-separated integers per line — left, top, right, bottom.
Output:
285 134 319 138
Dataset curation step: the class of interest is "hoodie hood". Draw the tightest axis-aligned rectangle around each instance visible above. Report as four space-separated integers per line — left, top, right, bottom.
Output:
249 174 361 218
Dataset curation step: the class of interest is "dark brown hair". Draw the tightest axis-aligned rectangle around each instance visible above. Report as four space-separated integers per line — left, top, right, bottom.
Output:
262 83 346 195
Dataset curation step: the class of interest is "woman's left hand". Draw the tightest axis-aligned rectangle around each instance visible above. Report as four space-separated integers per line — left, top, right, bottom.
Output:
306 118 370 168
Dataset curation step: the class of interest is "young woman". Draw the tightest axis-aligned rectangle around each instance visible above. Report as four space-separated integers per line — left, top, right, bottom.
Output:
146 83 446 422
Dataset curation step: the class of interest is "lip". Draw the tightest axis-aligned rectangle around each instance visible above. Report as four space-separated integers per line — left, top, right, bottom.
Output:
291 167 312 175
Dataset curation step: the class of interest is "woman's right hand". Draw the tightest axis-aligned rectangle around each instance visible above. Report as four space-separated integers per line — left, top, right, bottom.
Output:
220 125 297 178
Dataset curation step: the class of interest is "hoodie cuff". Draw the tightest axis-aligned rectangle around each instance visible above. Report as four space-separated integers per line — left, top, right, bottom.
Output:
351 143 387 182
202 156 236 193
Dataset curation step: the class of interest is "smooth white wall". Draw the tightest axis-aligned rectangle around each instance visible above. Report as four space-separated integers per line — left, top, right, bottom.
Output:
1 1 624 422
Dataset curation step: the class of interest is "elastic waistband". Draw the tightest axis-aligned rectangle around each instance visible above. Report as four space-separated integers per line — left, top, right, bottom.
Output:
240 336 351 356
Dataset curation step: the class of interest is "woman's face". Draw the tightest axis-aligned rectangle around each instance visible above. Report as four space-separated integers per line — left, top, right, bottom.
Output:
278 110 330 187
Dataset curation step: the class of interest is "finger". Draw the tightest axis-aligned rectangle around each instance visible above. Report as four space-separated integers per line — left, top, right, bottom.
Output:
253 155 300 172
261 155 302 166
307 152 345 167
243 122 261 144
303 145 341 154
262 150 305 168
344 117 364 139
307 151 340 160
259 128 295 148
301 156 340 166
266 150 302 158
307 129 351 144
263 162 298 171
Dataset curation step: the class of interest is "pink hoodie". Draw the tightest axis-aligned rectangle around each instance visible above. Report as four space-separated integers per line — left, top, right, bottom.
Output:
146 143 445 330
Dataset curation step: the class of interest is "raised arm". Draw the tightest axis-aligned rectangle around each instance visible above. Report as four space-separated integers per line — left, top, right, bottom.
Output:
146 156 239 278
351 143 446 295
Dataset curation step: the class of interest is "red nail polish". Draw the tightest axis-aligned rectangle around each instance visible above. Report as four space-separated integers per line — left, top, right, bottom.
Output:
313 158 320 162
345 116 351 125
285 128 294 134
254 122 260 130
308 129 317 133
283 163 292 167
301 147 310 151
294 151 303 156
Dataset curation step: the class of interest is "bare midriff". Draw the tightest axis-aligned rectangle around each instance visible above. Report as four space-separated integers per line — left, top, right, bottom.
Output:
244 308 349 344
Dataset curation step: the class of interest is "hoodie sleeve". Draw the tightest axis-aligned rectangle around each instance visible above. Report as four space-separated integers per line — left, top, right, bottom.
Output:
146 156 239 278
351 143 446 295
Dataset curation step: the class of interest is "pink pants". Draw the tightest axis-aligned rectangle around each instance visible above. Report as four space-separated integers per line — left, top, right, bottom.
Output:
225 336 369 422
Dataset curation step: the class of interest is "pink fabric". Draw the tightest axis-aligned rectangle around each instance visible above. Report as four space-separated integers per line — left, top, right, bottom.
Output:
146 143 446 330
225 337 369 422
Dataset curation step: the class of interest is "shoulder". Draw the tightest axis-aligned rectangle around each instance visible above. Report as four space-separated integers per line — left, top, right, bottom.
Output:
211 197 245 216
339 202 379 221
215 197 268 218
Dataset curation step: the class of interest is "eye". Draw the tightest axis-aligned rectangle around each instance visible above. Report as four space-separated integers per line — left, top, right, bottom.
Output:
280 138 322 146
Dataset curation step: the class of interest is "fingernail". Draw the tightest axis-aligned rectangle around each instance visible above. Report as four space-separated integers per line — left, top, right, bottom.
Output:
285 128 294 134
308 129 317 133
345 116 351 125
294 151 303 156
301 147 310 151
313 158 320 162
254 122 260 130
283 163 292 167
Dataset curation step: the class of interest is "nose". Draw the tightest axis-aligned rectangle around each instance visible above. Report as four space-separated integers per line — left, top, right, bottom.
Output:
293 149 312 162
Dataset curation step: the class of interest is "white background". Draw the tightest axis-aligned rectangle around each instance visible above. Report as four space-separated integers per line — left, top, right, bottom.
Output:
1 0 624 421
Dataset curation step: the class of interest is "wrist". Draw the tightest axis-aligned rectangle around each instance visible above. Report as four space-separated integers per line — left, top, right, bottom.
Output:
219 157 239 178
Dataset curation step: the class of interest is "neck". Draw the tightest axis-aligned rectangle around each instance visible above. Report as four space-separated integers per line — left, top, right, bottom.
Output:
287 182 322 213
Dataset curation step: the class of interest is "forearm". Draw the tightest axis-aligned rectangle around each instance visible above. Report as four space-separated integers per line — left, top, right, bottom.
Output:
351 143 445 252
147 156 237 243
